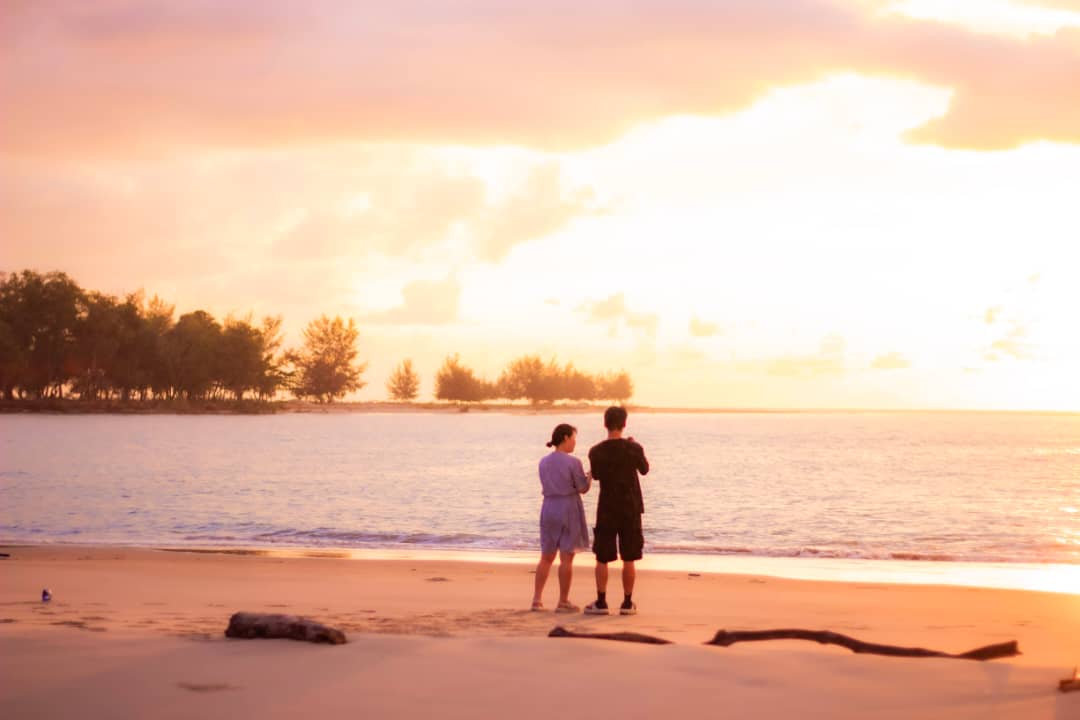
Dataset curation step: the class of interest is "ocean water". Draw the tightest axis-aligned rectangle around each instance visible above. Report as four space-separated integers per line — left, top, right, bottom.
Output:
2 411 1079 567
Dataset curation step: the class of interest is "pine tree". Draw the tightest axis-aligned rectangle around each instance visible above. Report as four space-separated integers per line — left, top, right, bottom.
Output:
386 359 420 401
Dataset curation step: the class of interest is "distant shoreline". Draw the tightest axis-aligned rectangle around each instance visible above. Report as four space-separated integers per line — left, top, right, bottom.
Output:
0 398 1074 416
2 542 1078 594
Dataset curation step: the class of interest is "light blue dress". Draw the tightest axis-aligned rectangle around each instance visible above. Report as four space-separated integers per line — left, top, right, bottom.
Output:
538 451 591 553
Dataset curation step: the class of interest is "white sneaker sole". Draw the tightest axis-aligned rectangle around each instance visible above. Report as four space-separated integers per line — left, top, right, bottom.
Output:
584 607 610 615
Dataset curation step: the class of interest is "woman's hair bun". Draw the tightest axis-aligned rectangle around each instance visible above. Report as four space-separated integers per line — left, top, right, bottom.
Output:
546 423 577 448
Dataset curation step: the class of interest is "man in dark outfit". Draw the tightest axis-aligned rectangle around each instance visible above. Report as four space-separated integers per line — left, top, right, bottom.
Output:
584 406 649 616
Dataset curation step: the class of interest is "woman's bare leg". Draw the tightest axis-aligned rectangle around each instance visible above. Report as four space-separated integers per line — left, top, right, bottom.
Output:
532 552 557 605
557 550 575 604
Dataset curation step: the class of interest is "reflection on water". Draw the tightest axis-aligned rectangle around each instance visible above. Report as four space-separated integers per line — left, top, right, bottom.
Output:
2 411 1079 587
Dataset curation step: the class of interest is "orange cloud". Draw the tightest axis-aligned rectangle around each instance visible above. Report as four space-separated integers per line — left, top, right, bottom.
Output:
988 323 1034 360
753 335 847 378
364 276 460 325
471 164 598 261
581 293 658 338
3 0 1079 158
689 316 721 337
1020 0 1080 10
871 352 911 370
273 175 486 260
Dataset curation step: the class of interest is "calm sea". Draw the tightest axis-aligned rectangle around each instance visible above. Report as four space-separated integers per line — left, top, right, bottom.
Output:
2 411 1079 571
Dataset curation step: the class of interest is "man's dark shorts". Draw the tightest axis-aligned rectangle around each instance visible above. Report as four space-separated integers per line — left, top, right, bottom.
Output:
593 516 644 563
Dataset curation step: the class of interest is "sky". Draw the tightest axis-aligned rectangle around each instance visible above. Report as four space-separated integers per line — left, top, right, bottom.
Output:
3 0 1080 409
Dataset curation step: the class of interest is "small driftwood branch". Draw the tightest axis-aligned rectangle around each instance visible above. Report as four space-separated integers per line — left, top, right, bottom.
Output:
1060 668 1080 693
225 612 346 645
707 629 1018 661
549 626 672 645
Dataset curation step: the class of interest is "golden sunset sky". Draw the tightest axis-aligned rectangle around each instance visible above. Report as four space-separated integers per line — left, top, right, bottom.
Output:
3 0 1080 409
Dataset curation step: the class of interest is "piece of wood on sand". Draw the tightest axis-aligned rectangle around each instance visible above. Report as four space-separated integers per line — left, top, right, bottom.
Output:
707 629 1019 661
549 626 672 645
225 612 347 645
1060 668 1080 692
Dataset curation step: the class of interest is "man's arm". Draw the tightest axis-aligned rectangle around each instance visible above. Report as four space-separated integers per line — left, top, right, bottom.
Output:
587 448 601 484
632 442 649 476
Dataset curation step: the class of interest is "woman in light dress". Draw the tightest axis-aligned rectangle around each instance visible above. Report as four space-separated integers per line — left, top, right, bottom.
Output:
530 423 592 612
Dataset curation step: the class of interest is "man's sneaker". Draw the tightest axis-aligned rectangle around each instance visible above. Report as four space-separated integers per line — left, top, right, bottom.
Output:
619 601 637 616
584 601 609 615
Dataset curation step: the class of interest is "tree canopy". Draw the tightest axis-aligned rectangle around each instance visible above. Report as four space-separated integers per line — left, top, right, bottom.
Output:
288 315 367 403
0 270 634 406
0 270 295 402
386 359 420 401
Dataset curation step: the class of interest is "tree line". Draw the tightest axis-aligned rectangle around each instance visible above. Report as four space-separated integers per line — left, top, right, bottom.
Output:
0 270 633 405
0 270 362 402
400 354 632 404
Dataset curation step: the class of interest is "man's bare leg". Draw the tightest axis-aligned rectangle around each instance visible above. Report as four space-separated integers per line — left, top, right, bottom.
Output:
584 561 611 613
595 561 609 595
622 560 636 597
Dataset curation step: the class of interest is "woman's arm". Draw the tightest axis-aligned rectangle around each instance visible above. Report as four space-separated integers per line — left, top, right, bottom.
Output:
573 459 592 494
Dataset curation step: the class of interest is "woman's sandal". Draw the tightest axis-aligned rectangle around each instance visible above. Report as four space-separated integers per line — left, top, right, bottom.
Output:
555 602 580 614
530 601 545 612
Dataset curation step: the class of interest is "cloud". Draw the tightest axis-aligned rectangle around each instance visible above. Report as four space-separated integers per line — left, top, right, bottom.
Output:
470 164 598 261
364 276 461 325
580 292 658 338
984 306 1003 324
988 323 1034 360
1020 0 1080 10
3 0 1080 158
274 173 486 260
754 335 847 378
871 352 910 370
689 316 721 337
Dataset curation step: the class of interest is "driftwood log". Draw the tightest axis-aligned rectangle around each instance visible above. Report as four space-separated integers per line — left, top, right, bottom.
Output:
549 626 672 645
225 612 347 645
707 629 1018 661
1060 669 1080 693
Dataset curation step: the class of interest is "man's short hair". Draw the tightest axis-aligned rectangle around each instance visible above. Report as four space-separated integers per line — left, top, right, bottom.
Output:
604 406 627 430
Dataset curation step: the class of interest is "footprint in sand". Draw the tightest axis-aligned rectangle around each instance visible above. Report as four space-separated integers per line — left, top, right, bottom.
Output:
426 577 450 583
52 620 107 632
177 682 239 692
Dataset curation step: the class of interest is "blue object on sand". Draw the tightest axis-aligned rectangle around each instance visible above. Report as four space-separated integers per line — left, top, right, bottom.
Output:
41 589 51 602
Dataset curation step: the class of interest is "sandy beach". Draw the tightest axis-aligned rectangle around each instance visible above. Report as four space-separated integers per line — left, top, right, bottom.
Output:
2 546 1079 719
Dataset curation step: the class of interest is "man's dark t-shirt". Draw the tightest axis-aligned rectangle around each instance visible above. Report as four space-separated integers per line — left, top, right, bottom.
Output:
588 438 649 527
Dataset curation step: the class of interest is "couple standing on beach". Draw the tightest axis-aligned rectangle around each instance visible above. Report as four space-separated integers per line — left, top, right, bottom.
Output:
531 406 649 615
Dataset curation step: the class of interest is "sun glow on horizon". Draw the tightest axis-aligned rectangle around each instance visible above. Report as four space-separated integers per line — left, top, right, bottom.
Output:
882 0 1080 37
4 3 1080 411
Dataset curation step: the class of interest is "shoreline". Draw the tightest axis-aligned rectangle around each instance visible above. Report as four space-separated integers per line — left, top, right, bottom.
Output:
3 545 1079 719
2 399 1077 416
6 542 1080 595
